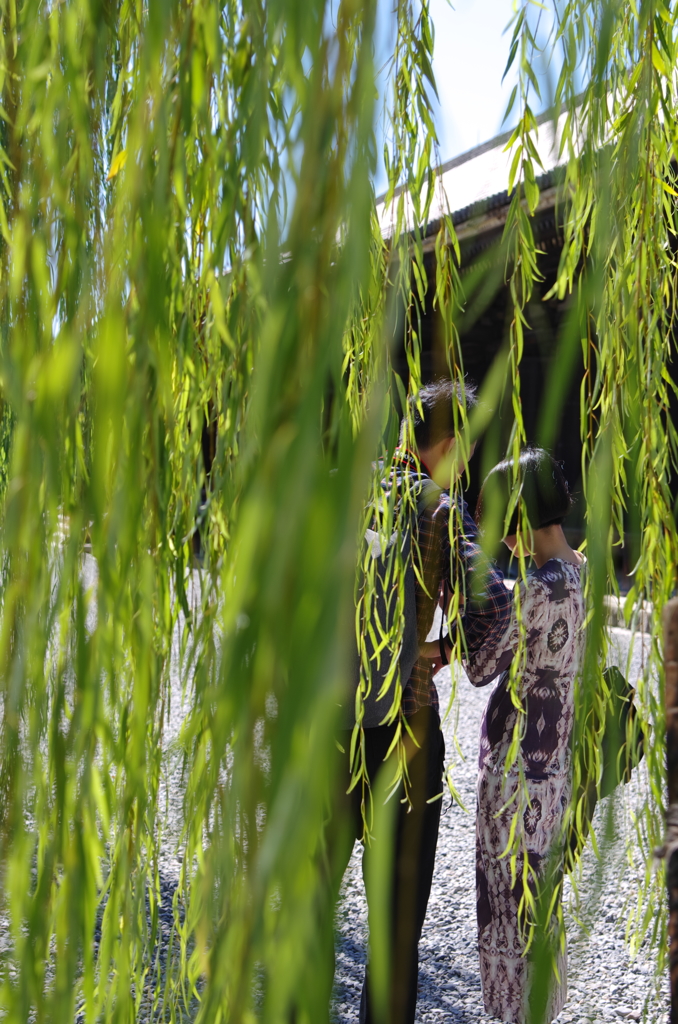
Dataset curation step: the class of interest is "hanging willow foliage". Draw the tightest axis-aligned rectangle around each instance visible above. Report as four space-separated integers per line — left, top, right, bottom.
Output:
540 0 678 968
460 0 678 996
0 0 675 1020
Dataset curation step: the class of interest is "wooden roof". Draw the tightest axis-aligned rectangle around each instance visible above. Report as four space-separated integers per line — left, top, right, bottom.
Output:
376 106 568 251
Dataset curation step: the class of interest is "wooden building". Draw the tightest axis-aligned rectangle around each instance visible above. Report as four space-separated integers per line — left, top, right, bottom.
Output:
379 113 589 562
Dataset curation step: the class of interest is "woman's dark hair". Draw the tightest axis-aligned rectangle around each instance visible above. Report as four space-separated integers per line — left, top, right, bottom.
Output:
401 377 478 450
476 447 573 535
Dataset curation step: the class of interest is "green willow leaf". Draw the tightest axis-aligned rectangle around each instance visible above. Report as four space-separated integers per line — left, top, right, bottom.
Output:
0 1 674 1021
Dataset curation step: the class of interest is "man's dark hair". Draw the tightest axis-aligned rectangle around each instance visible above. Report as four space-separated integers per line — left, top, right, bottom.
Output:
403 378 478 451
476 446 573 535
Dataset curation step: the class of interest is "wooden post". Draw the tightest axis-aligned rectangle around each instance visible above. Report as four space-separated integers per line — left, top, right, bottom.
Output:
663 598 678 1024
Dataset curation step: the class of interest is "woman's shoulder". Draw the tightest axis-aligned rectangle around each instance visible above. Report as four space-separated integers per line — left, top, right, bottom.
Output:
517 559 583 617
525 560 584 633
530 557 582 591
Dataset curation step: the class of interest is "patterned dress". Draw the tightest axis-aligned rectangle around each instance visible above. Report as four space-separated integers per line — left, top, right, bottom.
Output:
464 559 585 1023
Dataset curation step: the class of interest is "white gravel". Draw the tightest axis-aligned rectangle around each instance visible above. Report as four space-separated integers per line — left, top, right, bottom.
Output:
333 628 668 1023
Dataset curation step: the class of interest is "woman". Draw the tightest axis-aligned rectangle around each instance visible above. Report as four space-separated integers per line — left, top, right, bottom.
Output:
465 448 584 1023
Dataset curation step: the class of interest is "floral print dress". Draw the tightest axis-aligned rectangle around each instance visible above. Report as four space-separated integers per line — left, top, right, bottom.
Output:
464 559 585 1023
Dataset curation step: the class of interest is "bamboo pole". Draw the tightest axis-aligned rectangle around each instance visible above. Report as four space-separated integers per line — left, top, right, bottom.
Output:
664 598 678 1023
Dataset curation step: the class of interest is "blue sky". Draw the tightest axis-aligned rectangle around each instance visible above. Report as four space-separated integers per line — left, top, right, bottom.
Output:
373 0 559 193
429 0 519 155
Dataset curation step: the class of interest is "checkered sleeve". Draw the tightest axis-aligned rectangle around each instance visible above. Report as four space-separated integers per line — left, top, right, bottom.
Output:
455 503 512 668
403 492 512 712
402 497 446 717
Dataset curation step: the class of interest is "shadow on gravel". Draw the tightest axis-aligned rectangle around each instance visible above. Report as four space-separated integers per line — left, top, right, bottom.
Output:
72 865 197 1024
333 934 366 1020
332 936 491 1023
416 960 490 1023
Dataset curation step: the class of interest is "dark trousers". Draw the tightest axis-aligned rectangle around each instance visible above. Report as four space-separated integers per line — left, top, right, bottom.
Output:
333 706 446 1024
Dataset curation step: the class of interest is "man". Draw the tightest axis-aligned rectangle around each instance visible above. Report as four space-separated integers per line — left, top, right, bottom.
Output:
327 378 512 1024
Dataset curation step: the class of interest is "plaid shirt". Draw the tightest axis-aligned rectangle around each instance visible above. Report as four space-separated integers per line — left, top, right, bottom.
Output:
389 452 512 717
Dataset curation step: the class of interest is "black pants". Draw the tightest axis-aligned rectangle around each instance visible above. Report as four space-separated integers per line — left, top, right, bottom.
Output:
334 706 446 1024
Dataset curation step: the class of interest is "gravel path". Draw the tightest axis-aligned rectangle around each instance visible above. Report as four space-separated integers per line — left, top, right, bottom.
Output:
333 627 668 1024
